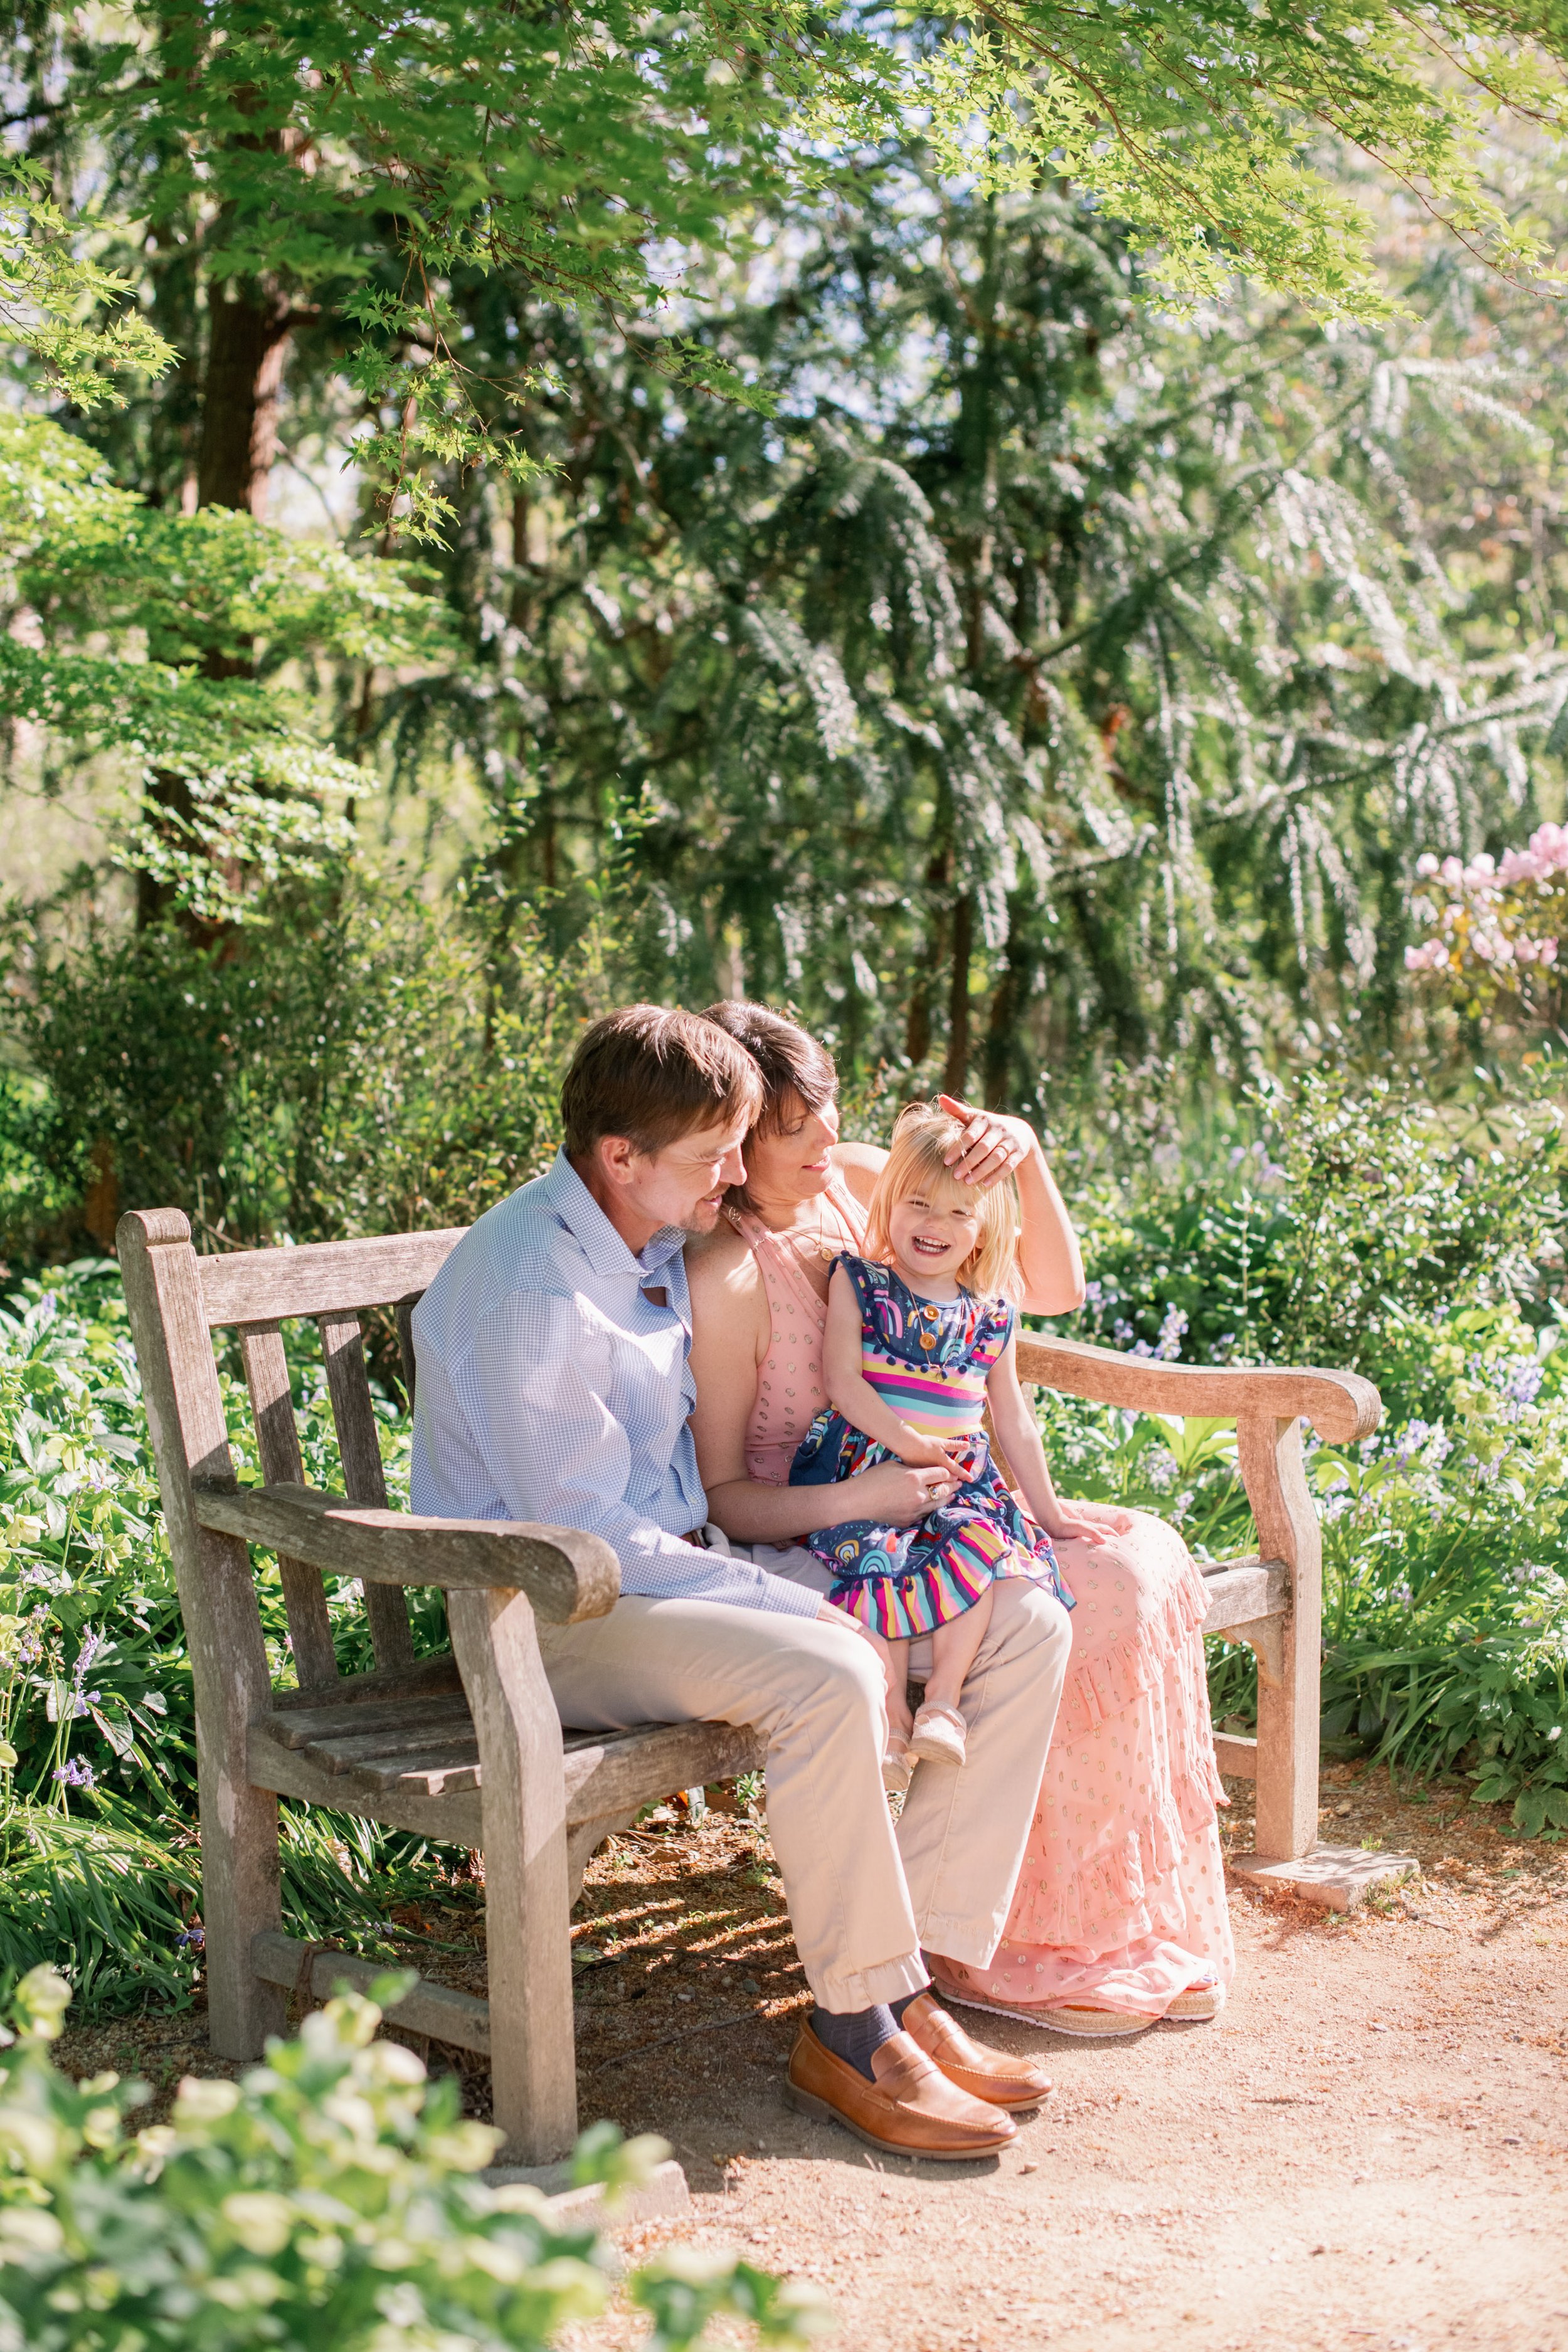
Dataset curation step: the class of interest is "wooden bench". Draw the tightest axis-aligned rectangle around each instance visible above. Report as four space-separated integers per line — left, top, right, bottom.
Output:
1012 1336 1380 1865
119 1206 1380 2165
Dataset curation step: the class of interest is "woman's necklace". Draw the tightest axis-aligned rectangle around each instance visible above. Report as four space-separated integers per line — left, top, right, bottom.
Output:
781 1201 840 1264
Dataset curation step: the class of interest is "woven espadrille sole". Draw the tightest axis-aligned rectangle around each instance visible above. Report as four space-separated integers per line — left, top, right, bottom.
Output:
1160 1983 1226 2023
932 1980 1157 2039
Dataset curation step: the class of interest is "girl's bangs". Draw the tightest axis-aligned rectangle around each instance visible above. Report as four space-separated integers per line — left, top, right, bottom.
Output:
898 1137 975 1211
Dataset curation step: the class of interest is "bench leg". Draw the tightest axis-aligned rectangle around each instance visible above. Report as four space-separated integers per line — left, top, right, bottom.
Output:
1236 1412 1321 1862
203 1771 288 2058
450 1584 577 2166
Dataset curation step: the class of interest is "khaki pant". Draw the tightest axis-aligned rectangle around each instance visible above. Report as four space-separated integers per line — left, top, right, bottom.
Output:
537 1578 1071 2012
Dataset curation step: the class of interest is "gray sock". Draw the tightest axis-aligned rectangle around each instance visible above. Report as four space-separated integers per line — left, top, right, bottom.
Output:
889 1986 931 2026
810 2003 900 2079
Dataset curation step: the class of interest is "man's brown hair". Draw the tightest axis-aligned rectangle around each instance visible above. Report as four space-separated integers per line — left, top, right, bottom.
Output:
561 1004 763 1162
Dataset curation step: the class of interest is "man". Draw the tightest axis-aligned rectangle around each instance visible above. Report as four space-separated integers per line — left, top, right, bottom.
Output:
411 1004 1071 2158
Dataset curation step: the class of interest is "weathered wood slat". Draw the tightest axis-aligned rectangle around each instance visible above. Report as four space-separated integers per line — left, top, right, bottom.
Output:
396 1295 421 1410
248 1724 486 1843
259 1689 475 1752
238 1323 339 1692
310 1723 481 1774
1241 1410 1323 1861
267 1654 464 1714
1198 1557 1290 1637
1214 1732 1259 1779
561 1720 763 1821
350 1746 482 1797
1014 1336 1380 1444
451 1582 577 2163
252 1931 491 2055
192 1483 620 1624
199 1231 465 1330
318 1310 415 1671
249 1714 756 1839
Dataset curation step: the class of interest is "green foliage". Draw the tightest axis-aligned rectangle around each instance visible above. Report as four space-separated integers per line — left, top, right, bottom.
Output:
919 0 1568 312
1040 1071 1568 1835
4 875 589 1256
386 169 1568 1109
0 413 449 925
0 159 174 409
0 1968 825 2351
1062 1064 1567 1389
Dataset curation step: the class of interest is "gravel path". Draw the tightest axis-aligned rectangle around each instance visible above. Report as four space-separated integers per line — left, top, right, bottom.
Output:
55 1762 1568 2350
564 1764 1568 2352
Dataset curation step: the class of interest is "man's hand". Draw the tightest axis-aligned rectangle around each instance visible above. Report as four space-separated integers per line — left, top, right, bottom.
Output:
844 1458 958 1523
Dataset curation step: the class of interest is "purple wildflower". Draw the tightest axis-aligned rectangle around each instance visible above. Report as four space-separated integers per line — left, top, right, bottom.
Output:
1153 1305 1189 1362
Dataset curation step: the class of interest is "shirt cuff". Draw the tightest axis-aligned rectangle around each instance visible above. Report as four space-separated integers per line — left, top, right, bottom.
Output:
754 1572 828 1621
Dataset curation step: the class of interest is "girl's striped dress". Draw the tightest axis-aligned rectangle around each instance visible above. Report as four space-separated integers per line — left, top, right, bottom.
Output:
789 1254 1073 1640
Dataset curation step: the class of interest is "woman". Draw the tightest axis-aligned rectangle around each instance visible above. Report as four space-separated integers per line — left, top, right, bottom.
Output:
687 1002 1233 2032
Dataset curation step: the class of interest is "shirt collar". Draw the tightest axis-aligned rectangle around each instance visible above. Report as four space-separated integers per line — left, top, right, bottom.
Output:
538 1150 688 1282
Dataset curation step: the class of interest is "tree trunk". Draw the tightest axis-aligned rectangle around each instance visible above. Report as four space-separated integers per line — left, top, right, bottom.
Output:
197 283 294 516
982 933 1023 1108
943 891 975 1094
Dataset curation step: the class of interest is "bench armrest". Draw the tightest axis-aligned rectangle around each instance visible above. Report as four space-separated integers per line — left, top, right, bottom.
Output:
1013 1335 1381 1444
193 1481 620 1624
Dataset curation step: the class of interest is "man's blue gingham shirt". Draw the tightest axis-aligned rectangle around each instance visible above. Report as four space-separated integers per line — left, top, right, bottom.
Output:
409 1152 820 1619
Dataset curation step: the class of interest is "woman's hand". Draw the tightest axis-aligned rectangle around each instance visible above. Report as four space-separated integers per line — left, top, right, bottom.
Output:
1041 1500 1135 1547
937 1094 1036 1190
844 1457 959 1523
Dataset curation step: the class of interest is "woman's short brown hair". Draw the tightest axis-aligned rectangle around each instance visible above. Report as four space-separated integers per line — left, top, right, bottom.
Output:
700 1002 837 1133
561 1004 762 1162
701 1002 838 1212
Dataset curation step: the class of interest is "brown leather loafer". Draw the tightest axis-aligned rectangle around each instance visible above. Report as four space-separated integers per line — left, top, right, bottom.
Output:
898 1989 1052 2110
785 2020 1016 2161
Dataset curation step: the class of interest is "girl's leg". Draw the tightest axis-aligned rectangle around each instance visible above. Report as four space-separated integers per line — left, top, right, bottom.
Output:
923 1584 994 1715
884 1635 914 1739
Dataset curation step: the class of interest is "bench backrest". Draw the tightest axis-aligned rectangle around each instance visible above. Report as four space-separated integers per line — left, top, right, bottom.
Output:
120 1209 467 1694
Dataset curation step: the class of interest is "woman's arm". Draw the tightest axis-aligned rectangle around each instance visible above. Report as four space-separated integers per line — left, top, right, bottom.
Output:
985 1336 1113 1545
687 1232 956 1540
822 1265 956 1470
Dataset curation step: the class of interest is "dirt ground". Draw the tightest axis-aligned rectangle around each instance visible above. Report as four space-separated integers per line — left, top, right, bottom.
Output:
58 1761 1568 2352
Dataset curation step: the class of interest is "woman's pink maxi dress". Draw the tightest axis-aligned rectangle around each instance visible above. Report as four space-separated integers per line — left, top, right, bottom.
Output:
726 1175 1235 2019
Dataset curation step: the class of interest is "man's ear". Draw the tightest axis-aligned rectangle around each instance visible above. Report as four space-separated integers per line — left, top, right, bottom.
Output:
593 1133 641 1190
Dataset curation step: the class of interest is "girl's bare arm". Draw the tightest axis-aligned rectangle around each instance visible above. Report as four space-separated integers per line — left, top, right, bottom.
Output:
985 1335 1110 1543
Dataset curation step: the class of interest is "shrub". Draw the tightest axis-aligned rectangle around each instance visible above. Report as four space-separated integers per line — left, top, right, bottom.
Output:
1060 1063 1566 1414
1404 823 1567 1030
1 874 599 1259
0 1966 827 2352
1044 1072 1568 1833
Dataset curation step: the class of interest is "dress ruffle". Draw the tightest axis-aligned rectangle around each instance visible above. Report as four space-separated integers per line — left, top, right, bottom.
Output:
948 1504 1236 2011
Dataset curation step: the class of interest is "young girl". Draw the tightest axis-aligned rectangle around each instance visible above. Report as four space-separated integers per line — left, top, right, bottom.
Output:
791 1099 1106 1783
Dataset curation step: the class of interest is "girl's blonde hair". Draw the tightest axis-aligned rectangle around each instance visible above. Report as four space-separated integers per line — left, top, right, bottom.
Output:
863 1101 1022 1303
